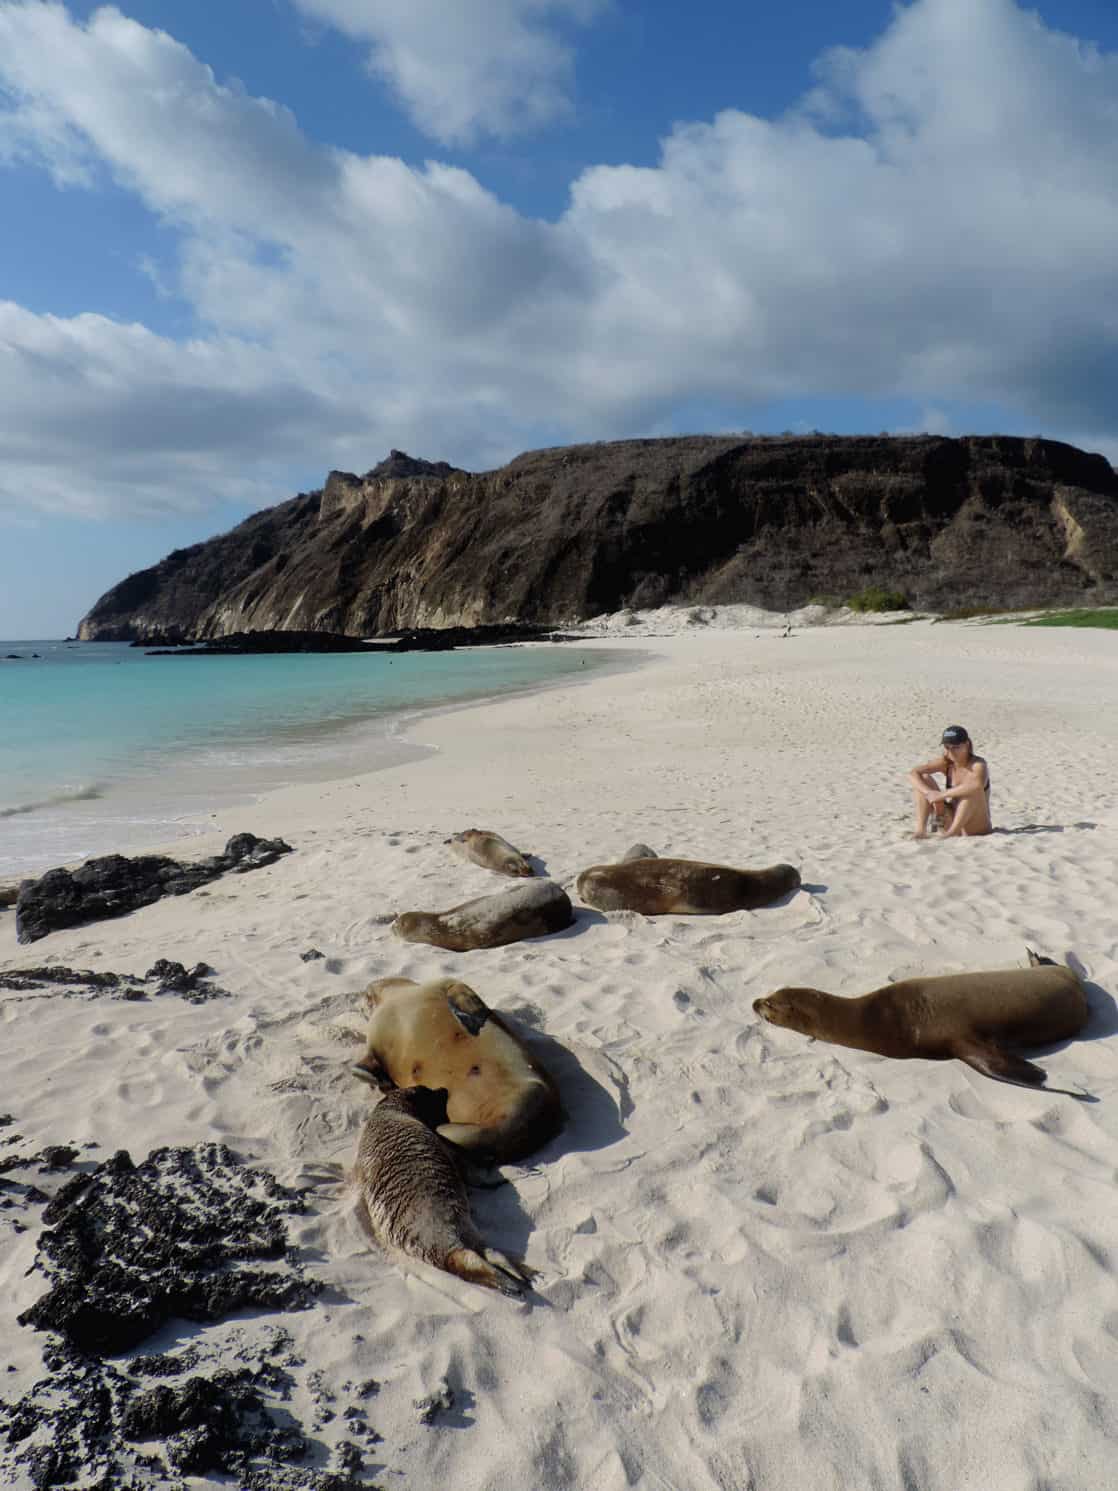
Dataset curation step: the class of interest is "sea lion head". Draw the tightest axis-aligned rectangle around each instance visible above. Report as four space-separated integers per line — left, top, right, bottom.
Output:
382 1085 452 1128
392 911 433 943
753 986 826 1035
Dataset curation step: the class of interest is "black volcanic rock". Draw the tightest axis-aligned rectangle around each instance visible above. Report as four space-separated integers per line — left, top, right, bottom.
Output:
0 1144 347 1490
15 833 292 943
76 435 1118 641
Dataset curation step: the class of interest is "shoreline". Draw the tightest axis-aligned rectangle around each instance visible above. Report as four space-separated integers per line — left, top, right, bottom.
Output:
0 640 643 881
3 620 1118 1490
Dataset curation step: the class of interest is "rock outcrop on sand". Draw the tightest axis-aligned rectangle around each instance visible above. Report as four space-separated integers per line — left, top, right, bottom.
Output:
76 435 1118 641
15 833 292 944
0 1142 378 1490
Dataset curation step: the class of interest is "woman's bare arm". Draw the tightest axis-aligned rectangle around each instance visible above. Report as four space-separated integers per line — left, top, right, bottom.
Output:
908 757 948 798
924 760 987 804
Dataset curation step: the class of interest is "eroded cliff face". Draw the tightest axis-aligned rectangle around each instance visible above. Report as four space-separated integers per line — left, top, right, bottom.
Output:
77 435 1118 641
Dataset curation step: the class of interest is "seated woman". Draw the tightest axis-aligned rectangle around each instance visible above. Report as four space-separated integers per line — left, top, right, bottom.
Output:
909 725 992 839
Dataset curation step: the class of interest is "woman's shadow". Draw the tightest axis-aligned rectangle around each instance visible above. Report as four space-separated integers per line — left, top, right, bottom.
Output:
994 821 1097 836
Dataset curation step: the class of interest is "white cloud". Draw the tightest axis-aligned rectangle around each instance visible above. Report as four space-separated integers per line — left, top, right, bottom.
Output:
1 0 1118 522
292 0 605 145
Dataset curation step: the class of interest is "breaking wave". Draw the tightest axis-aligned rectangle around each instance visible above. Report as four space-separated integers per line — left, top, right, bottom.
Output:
0 785 104 819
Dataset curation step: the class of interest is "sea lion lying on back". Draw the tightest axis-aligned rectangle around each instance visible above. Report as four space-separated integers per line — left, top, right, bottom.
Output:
576 857 800 915
392 879 573 951
354 1086 532 1296
753 950 1089 1093
447 829 535 878
353 976 564 1162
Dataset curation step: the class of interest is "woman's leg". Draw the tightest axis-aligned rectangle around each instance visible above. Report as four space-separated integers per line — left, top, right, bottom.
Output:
911 776 939 837
941 794 991 837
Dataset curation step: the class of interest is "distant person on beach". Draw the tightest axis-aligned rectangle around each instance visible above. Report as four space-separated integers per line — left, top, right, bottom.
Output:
909 725 992 839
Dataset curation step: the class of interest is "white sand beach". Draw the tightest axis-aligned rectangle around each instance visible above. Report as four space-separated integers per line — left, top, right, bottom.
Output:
3 617 1118 1490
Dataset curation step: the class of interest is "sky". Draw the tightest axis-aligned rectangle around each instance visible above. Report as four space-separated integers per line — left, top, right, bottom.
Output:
2 0 1118 636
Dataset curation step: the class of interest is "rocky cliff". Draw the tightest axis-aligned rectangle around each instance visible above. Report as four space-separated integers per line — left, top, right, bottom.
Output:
77 435 1118 640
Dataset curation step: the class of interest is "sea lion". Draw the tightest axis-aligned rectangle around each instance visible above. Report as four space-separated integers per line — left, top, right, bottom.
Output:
392 878 573 951
352 976 564 1162
620 843 658 862
353 1086 532 1296
576 857 800 915
753 951 1089 1092
447 829 535 878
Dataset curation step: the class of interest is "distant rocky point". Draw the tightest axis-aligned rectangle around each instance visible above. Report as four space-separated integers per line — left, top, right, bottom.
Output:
76 434 1118 641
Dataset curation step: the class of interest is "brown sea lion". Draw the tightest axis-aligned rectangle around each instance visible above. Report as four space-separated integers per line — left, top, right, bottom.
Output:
753 951 1090 1092
353 1086 532 1296
576 857 800 915
447 829 535 878
352 976 564 1162
392 878 573 951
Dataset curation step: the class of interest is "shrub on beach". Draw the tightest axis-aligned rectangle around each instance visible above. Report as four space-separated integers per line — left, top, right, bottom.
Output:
1024 608 1118 629
844 585 910 613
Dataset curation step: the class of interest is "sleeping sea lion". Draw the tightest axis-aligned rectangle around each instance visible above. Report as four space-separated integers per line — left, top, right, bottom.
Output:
620 843 658 862
352 976 564 1162
354 1085 532 1296
576 857 800 915
392 878 573 951
753 951 1089 1093
447 829 535 878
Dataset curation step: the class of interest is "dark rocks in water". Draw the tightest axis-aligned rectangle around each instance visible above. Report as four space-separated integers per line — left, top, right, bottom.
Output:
380 622 580 652
5 653 23 659
148 628 376 655
75 435 1118 642
14 832 292 943
144 622 576 654
0 962 229 1003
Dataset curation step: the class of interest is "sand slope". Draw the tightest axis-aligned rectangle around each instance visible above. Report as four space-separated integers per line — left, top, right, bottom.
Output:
3 620 1118 1489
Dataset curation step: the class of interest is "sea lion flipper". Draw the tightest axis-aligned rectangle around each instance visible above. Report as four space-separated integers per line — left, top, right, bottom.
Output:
445 1247 528 1296
485 1246 536 1285
352 1053 393 1090
445 983 491 1036
957 1039 1048 1088
1026 947 1058 967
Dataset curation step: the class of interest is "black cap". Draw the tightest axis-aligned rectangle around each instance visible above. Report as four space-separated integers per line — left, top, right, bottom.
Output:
941 725 969 745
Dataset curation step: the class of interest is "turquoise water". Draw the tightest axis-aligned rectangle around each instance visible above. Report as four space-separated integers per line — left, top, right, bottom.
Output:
0 639 617 875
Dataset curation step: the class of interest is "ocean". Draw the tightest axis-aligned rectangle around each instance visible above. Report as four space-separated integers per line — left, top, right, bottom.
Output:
0 639 619 877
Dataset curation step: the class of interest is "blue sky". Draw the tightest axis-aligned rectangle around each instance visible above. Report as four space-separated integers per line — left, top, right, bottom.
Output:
2 0 1118 636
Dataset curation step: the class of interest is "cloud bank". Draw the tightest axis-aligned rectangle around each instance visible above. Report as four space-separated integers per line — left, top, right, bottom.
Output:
1 0 1117 520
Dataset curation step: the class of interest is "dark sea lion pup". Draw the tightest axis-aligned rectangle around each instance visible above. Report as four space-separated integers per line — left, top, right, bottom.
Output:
448 829 535 878
353 976 564 1162
753 950 1090 1094
354 1086 533 1296
393 878 573 951
576 857 800 915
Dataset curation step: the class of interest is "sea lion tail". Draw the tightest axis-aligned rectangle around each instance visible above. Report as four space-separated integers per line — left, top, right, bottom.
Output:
444 1247 530 1297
